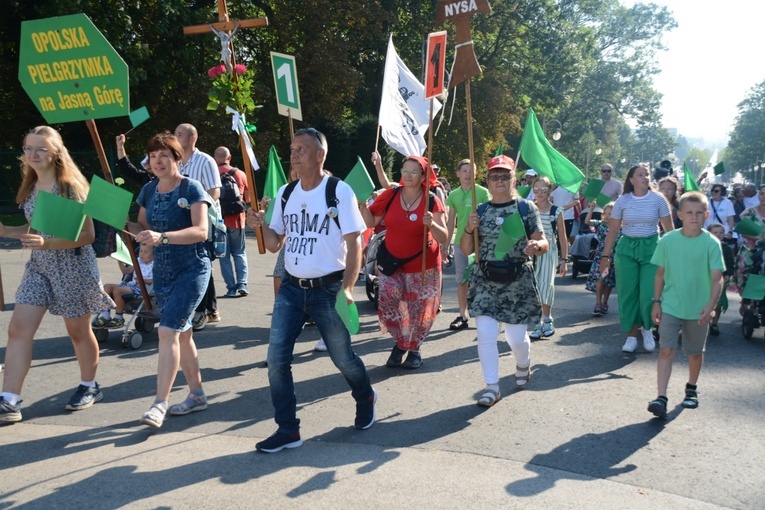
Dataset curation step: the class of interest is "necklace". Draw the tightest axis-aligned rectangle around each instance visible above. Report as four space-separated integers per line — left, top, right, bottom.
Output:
402 190 423 221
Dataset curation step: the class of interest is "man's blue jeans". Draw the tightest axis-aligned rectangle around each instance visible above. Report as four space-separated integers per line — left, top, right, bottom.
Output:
267 277 373 433
219 226 248 290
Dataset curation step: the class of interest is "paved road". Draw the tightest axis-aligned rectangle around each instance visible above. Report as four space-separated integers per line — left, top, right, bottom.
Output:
0 238 763 509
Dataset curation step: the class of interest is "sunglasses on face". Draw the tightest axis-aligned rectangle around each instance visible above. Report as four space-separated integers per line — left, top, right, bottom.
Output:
533 187 549 193
712 189 722 193
601 169 612 173
488 173 512 182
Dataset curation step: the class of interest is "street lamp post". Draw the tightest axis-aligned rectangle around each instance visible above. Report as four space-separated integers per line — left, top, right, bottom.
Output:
544 118 562 142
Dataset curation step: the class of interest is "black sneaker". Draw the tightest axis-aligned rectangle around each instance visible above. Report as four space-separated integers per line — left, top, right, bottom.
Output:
256 431 303 453
354 388 377 430
0 397 22 423
401 351 422 370
65 383 104 411
647 397 668 418
386 346 406 367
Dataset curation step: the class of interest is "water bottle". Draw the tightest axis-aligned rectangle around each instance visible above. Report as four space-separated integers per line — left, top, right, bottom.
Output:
214 217 227 258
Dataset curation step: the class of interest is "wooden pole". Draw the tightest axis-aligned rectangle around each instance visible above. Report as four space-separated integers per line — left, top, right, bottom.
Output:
288 109 295 138
374 124 381 152
465 82 479 263
85 119 151 310
0 262 5 311
423 98 434 278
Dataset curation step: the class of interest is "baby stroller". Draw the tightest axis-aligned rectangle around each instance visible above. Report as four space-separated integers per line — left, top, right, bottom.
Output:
569 233 598 278
364 230 386 309
93 274 160 349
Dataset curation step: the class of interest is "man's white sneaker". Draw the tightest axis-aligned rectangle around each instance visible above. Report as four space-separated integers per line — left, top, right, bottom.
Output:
622 336 638 353
314 338 328 352
641 327 656 352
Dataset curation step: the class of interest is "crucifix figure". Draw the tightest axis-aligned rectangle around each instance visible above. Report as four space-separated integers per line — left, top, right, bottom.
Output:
183 0 269 253
435 0 492 89
211 23 239 72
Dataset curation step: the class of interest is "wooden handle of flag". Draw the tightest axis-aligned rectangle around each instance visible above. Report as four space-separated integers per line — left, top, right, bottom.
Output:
465 82 480 263
288 109 294 138
0 262 5 311
375 124 381 153
239 132 266 254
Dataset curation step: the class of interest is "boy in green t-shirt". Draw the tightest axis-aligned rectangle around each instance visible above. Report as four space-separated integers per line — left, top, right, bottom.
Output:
648 191 724 418
445 159 490 330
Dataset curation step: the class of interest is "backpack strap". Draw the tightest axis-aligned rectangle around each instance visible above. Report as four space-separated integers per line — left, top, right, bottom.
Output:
549 204 558 237
325 176 341 229
279 180 300 215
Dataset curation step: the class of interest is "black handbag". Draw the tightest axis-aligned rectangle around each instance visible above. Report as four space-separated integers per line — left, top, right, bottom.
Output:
479 260 525 283
376 240 421 276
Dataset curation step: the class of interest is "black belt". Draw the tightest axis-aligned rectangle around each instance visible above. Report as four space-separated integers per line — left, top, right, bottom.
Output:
288 270 344 289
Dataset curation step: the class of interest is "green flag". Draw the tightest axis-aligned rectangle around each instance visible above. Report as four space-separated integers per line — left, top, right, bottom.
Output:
519 108 584 193
264 145 288 224
517 185 531 199
110 233 133 265
344 156 375 201
713 161 725 176
30 191 86 241
734 217 764 237
583 179 606 201
83 175 133 230
742 274 765 300
129 106 150 128
494 213 526 259
495 139 504 157
683 163 700 192
462 253 475 284
595 193 613 207
335 292 360 334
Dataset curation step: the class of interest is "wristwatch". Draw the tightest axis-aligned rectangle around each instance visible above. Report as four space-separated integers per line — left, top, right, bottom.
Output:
161 232 169 245
651 298 662 304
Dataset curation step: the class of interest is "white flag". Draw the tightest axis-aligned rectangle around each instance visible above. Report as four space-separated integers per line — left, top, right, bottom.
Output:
378 36 442 157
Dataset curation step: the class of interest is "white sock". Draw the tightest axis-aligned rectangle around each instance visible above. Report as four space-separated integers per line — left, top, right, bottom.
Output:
115 313 124 319
80 380 96 388
100 311 111 319
2 392 20 406
486 383 499 393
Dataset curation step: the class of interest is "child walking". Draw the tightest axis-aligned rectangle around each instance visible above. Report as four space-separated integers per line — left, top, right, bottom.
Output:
585 202 617 315
93 243 154 328
706 222 735 336
648 191 724 418
530 176 567 339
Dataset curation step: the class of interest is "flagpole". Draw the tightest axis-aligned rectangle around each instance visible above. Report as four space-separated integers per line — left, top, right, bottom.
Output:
465 82 479 263
423 99 434 278
374 124 381 152
288 109 294 138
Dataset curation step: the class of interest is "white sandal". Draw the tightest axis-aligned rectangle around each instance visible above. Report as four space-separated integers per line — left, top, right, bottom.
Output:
477 387 501 407
515 363 531 389
140 403 166 428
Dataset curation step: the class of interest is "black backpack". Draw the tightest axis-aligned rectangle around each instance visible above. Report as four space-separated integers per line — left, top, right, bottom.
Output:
280 176 342 229
219 169 246 216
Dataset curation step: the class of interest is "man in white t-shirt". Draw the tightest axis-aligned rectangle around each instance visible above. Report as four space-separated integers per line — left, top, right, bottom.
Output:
247 128 376 454
550 184 578 244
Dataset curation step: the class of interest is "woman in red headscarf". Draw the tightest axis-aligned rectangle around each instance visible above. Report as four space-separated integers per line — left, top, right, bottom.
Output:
360 156 447 369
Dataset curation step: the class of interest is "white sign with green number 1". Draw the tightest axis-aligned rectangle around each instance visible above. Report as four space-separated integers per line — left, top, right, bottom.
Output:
270 52 302 121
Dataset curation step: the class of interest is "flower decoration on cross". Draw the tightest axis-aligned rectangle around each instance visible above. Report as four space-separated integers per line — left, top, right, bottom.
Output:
207 63 256 117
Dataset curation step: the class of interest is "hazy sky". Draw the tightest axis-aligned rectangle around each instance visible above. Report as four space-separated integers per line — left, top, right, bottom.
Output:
627 0 764 146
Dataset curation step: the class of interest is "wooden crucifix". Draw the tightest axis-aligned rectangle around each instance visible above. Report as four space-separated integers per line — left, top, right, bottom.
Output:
183 0 269 254
436 0 491 261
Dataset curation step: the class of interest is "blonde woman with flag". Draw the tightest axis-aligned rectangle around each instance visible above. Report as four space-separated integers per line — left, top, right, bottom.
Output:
461 155 547 407
0 126 113 423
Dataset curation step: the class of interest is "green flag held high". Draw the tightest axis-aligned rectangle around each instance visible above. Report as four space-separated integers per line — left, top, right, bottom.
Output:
83 175 133 230
519 108 584 193
683 163 700 192
494 213 526 259
31 191 86 241
264 145 288 224
582 179 606 201
344 156 375 201
110 233 133 265
129 106 150 128
495 139 504 157
714 161 725 176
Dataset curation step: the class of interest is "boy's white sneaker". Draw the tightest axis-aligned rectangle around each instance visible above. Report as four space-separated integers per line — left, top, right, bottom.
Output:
622 336 639 353
641 327 656 352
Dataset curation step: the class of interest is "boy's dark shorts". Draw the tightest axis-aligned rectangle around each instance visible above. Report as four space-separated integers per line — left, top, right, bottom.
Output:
658 312 707 355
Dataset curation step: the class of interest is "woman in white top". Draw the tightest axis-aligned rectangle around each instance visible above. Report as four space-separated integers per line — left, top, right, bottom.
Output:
599 165 673 353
